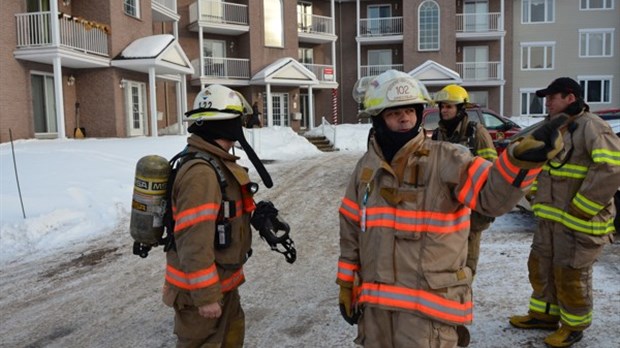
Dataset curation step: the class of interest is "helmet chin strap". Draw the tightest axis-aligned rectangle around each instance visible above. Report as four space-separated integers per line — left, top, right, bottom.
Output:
237 137 273 188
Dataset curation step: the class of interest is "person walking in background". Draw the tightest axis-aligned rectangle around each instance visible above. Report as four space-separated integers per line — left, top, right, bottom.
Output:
337 70 564 347
509 77 620 348
246 101 263 128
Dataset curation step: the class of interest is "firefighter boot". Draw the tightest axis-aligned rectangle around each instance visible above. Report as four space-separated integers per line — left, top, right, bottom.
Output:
544 326 583 347
509 313 559 330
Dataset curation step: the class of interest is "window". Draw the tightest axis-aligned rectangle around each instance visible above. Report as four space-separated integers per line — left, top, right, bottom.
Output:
264 0 284 47
580 0 614 10
367 49 392 76
520 89 547 116
521 42 555 70
580 29 614 57
298 48 314 64
468 91 489 108
579 76 612 103
367 4 391 34
418 1 440 51
522 0 553 23
124 0 140 18
297 1 312 32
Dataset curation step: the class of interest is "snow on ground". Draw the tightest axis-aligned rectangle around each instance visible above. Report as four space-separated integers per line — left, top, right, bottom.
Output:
0 123 618 348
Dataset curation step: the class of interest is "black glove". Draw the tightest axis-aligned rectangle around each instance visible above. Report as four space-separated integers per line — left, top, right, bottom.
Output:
250 201 296 264
513 115 567 163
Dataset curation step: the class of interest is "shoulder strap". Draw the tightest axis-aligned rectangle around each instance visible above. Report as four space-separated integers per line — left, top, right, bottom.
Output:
466 121 477 155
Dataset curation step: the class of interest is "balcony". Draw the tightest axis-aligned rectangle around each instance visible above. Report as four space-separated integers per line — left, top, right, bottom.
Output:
152 0 180 22
456 13 504 40
191 56 250 86
188 0 249 35
298 13 337 44
302 64 337 87
456 61 503 86
14 12 109 68
357 17 403 45
360 64 404 78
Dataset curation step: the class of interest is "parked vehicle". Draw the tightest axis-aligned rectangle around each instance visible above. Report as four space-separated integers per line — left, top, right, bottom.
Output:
422 105 522 154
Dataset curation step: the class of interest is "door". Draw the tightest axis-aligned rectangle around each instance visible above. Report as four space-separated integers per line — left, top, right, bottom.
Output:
268 93 289 126
464 0 489 32
204 40 226 77
125 81 147 136
368 49 392 76
300 94 310 129
463 46 489 80
31 73 57 135
27 0 51 44
367 4 391 34
297 1 312 31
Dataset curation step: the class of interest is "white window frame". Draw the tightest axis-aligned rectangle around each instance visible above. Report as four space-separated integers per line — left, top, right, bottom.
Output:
418 0 440 51
578 75 613 104
520 88 547 116
522 0 554 24
520 41 555 70
580 0 614 10
264 0 284 48
579 28 614 57
124 0 140 19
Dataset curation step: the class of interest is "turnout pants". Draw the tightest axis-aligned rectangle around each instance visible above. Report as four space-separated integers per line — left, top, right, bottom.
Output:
526 219 611 330
355 306 458 348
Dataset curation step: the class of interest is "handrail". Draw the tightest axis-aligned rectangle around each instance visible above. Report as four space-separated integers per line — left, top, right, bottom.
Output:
320 117 337 147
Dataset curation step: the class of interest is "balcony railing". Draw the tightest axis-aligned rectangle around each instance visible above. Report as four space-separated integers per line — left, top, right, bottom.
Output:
152 0 177 13
302 63 335 82
15 12 108 56
298 13 334 35
359 17 403 37
456 13 501 33
194 57 250 79
456 61 501 81
190 0 248 26
360 64 403 77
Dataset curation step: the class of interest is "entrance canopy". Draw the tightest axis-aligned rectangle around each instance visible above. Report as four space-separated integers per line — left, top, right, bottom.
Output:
111 34 194 75
409 60 462 87
251 57 318 86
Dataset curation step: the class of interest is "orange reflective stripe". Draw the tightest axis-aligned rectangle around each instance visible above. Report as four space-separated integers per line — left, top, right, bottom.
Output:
337 260 360 283
359 283 473 324
495 151 542 188
340 197 360 222
173 203 220 232
165 264 219 291
365 206 470 234
457 157 491 210
221 268 245 292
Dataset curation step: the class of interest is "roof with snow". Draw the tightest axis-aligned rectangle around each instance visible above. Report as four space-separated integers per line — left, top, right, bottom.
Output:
251 57 318 86
111 34 194 75
409 60 462 86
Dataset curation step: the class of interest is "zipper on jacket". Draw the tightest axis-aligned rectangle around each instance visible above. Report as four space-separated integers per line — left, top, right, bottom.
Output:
361 183 370 232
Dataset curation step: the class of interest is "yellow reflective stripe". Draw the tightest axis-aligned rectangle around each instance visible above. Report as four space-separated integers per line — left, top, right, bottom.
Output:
542 162 588 179
531 181 538 193
476 147 498 161
572 192 604 216
532 204 615 235
529 298 560 316
592 148 620 165
561 309 592 327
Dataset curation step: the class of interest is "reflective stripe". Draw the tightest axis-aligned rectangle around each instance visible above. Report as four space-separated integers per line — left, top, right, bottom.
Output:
572 192 604 216
592 148 620 166
495 151 541 188
476 147 498 161
532 203 615 235
542 162 588 179
173 203 220 232
358 283 473 324
531 180 538 193
166 264 219 291
339 197 360 222
365 206 470 234
337 260 360 283
529 298 560 316
221 268 245 292
561 309 592 327
457 157 491 210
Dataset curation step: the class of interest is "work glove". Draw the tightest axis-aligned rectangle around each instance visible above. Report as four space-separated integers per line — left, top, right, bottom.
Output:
338 285 360 325
513 115 567 164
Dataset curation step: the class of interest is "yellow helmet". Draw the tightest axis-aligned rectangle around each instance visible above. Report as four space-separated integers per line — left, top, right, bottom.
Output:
184 84 252 122
434 84 469 105
357 70 431 117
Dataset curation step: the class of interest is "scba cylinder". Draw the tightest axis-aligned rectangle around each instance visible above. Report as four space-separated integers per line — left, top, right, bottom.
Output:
129 155 171 247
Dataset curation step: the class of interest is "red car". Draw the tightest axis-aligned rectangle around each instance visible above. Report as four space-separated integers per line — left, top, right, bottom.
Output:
422 106 522 154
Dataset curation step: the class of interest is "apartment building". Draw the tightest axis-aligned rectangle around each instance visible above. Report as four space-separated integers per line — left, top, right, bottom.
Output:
511 0 620 118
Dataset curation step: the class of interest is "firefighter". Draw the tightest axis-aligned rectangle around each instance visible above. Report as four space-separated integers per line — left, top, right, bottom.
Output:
337 70 564 347
432 84 498 278
162 84 271 348
509 77 620 347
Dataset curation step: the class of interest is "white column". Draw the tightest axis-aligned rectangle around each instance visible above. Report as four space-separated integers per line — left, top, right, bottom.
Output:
52 57 66 139
181 76 188 134
356 0 361 80
176 77 183 135
149 67 158 137
309 86 314 129
266 84 272 127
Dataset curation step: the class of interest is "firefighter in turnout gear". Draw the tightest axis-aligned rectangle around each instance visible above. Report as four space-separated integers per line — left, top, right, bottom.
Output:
162 85 272 347
509 77 620 348
337 70 564 348
432 84 498 278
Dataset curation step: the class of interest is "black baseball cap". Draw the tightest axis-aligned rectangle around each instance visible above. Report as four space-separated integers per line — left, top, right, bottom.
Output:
536 77 582 98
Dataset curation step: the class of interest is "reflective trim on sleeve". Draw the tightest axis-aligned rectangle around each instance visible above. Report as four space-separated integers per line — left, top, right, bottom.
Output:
572 192 604 217
476 147 498 161
532 203 615 235
542 162 588 179
339 197 361 222
165 263 219 291
457 157 492 210
337 260 360 283
173 203 220 233
592 148 620 166
495 151 541 188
